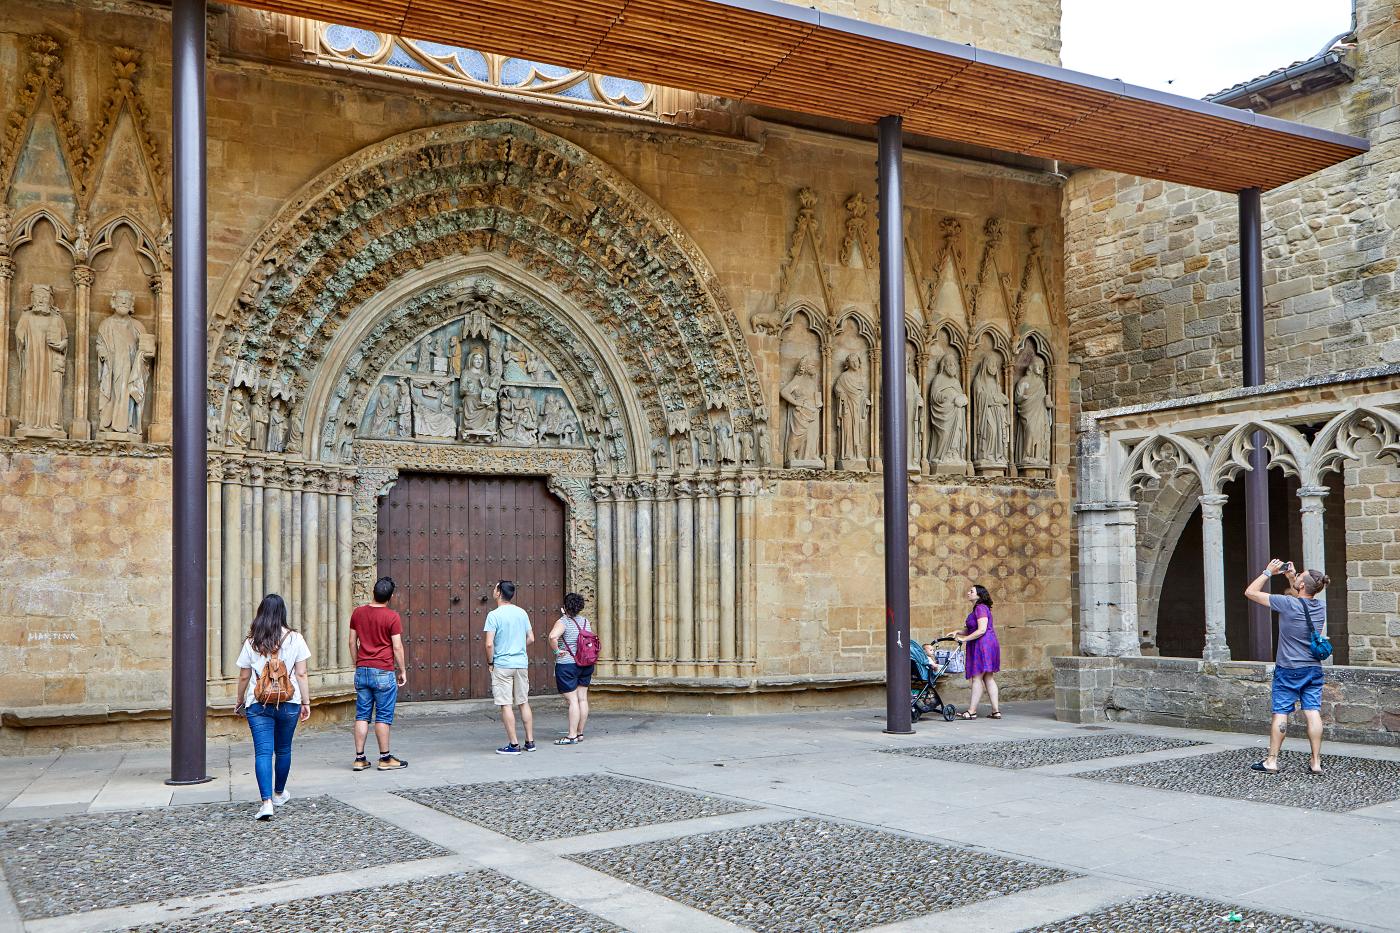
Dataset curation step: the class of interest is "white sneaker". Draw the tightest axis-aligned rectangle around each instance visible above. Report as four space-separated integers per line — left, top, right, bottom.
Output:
256 800 275 821
273 790 291 807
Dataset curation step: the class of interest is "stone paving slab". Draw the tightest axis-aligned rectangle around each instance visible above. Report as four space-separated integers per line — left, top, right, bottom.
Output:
882 734 1205 769
1078 748 1400 812
1020 891 1359 932
0 796 448 920
124 869 622 932
395 774 756 841
569 817 1078 933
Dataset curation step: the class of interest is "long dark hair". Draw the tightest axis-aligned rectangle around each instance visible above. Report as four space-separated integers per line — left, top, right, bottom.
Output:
563 592 586 619
971 584 994 609
249 594 290 655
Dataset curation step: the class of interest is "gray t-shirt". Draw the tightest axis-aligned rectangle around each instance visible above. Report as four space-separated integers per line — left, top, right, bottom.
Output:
1269 594 1324 669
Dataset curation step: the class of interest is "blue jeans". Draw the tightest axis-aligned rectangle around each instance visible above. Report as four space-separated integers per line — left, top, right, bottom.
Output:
354 666 399 724
246 702 301 800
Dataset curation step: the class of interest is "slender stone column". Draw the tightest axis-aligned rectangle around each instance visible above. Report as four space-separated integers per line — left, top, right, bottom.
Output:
149 271 173 443
220 464 244 676
0 256 13 435
302 482 321 664
718 479 738 661
239 462 255 638
592 482 613 660
70 264 94 440
249 463 265 608
635 483 654 660
696 482 718 660
1199 493 1232 662
1298 485 1329 608
319 477 335 669
337 477 353 669
264 466 282 596
206 459 223 679
676 481 696 662
288 465 305 633
738 479 757 661
654 481 676 662
614 489 636 664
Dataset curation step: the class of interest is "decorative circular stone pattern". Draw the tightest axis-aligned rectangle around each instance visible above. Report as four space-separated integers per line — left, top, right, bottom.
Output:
1078 747 1400 812
0 797 447 920
1021 891 1359 932
569 817 1078 933
882 733 1205 769
124 870 623 933
393 774 756 841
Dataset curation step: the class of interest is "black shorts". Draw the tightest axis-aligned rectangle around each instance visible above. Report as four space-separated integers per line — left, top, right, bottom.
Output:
555 662 595 693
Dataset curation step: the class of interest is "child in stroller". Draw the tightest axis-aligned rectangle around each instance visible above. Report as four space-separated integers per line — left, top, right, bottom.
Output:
910 636 964 722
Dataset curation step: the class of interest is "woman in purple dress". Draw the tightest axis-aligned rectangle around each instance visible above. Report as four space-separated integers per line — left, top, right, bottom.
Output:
951 584 1001 719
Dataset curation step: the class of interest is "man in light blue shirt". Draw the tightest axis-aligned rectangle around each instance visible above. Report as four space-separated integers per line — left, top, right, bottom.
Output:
485 580 535 754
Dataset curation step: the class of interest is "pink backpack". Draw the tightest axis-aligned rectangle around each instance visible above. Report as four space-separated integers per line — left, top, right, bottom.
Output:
566 617 601 667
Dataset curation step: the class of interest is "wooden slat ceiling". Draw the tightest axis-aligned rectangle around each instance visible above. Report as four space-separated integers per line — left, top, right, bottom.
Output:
229 0 1368 190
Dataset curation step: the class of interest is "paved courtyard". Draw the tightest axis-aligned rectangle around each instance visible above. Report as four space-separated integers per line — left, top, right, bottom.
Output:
1 702 1398 932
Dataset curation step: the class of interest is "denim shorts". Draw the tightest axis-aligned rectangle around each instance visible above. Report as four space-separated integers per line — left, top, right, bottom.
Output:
355 666 398 723
1271 664 1324 715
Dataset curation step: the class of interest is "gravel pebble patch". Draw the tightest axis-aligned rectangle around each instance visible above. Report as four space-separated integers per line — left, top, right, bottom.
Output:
126 869 622 932
569 817 1078 933
1078 747 1400 812
395 774 756 841
1022 891 1358 931
883 734 1205 769
0 796 447 920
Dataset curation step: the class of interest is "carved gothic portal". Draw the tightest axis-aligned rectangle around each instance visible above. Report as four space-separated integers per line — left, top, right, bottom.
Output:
202 120 764 701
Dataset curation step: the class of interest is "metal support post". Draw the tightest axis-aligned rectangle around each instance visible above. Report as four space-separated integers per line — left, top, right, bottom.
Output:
1239 187 1272 662
168 0 211 785
878 116 912 734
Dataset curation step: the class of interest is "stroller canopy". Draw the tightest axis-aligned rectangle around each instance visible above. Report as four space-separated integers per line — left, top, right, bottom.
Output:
910 641 931 682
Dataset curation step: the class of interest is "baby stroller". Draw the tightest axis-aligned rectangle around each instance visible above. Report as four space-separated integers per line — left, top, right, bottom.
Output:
911 637 963 722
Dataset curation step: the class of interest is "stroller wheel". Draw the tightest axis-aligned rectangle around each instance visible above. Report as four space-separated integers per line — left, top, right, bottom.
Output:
942 704 957 722
911 704 922 723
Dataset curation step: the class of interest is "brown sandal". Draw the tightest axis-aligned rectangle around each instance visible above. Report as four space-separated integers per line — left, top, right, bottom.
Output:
988 710 1003 719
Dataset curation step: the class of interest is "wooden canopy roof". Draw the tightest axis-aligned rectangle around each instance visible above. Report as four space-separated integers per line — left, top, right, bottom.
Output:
231 0 1368 191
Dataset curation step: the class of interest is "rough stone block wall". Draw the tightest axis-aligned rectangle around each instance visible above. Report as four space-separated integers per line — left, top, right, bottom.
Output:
1065 0 1400 415
1344 449 1400 665
806 0 1060 64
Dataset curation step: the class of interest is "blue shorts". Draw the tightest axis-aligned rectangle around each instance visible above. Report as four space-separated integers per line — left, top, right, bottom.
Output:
1271 665 1324 715
556 662 595 694
355 666 398 724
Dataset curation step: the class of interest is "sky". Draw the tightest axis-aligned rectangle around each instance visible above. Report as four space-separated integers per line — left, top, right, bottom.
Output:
1060 0 1354 99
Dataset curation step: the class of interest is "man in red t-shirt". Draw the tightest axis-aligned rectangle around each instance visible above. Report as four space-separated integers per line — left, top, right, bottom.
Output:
348 576 408 771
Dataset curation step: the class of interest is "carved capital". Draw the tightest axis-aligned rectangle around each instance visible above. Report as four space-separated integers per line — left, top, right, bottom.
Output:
1198 493 1229 519
72 265 94 288
0 258 14 280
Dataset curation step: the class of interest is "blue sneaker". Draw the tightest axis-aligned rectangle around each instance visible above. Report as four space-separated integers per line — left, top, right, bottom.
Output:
524 741 537 752
496 743 522 755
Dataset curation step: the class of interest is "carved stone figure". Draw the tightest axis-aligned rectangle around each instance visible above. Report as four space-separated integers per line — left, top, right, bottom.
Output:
674 435 693 470
754 421 771 467
740 429 755 466
503 338 532 382
366 382 398 438
716 422 739 465
250 394 269 450
696 427 714 468
394 379 412 438
488 336 504 378
95 290 155 438
906 364 923 471
927 352 968 468
268 400 290 453
498 387 539 446
780 356 823 468
447 335 463 378
1015 356 1053 468
416 336 434 373
225 391 251 447
650 439 670 470
15 284 68 437
464 299 492 339
971 349 1010 470
540 393 571 443
457 349 500 443
412 378 456 439
832 352 871 469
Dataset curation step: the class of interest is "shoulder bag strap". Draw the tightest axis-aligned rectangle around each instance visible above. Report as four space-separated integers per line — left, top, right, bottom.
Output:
1296 596 1316 635
562 617 579 661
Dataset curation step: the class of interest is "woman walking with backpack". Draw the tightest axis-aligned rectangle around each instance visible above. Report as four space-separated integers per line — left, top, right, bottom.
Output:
548 592 599 745
234 594 312 820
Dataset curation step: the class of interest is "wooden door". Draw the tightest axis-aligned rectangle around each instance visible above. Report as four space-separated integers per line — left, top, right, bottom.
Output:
376 472 565 700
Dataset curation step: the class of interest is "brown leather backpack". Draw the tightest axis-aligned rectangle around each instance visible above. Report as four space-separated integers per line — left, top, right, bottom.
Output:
253 636 296 706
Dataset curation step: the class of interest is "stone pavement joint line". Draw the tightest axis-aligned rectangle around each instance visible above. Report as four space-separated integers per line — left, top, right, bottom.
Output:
395 773 758 841
1021 891 1362 932
882 733 1206 769
569 816 1080 933
1080 747 1400 812
0 795 449 919
123 869 624 933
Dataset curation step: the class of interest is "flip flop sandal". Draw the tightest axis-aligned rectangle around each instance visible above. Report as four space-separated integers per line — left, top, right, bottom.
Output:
1250 761 1280 774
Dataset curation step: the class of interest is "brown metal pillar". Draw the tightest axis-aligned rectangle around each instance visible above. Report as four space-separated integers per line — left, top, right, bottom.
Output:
878 116 912 734
168 0 211 785
1239 188 1272 662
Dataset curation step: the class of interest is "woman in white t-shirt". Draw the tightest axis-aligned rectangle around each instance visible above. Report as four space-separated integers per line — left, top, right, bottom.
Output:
234 594 312 821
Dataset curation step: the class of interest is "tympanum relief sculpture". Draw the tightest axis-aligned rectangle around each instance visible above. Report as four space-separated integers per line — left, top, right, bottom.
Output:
970 339 1010 474
359 307 581 451
833 352 871 471
16 284 68 439
780 355 823 468
1015 355 1053 471
95 290 154 440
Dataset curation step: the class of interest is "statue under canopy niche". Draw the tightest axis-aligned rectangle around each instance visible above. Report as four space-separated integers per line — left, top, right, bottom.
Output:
832 352 870 470
1015 356 1053 469
366 382 399 438
95 290 155 439
905 363 923 471
780 356 823 468
16 284 68 438
927 351 968 470
970 344 1010 472
457 348 501 443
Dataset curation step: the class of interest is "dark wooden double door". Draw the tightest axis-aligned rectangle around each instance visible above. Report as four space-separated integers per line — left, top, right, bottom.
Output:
376 473 565 701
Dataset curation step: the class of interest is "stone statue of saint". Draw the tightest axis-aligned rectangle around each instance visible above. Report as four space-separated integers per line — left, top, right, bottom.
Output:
416 336 434 373
971 350 1010 469
225 391 251 447
488 336 504 379
95 290 155 438
16 284 68 437
716 422 739 465
906 365 923 471
674 434 693 470
503 338 532 382
927 352 968 468
268 400 290 453
780 356 823 468
366 382 398 437
394 379 412 438
832 352 870 469
1015 357 1053 468
498 387 539 446
250 394 269 450
458 349 501 443
740 429 755 466
447 335 463 378
412 378 456 439
540 393 571 443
